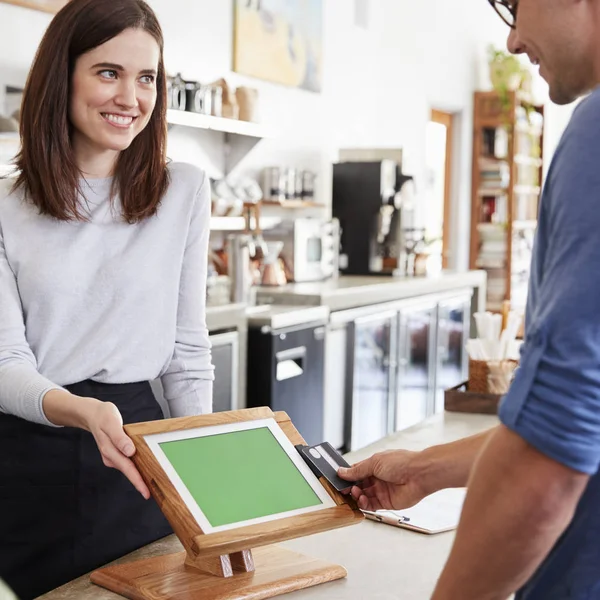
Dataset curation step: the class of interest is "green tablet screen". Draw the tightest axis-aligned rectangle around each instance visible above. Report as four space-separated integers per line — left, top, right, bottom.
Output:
159 427 322 527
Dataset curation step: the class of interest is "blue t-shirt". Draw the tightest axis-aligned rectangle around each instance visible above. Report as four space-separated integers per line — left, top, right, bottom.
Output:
499 88 600 599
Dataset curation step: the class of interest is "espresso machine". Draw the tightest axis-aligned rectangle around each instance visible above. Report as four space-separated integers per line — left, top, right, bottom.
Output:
332 160 422 276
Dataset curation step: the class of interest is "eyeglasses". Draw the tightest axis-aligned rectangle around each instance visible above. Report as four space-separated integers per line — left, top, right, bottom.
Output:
488 0 518 28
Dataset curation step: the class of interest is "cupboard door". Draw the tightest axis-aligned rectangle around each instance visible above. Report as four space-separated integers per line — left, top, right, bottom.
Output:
324 324 348 450
435 295 471 413
346 312 397 451
272 325 325 446
210 331 239 413
396 304 436 431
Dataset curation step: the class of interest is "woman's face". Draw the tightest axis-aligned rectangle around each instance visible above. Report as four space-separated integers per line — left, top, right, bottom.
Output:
69 28 160 159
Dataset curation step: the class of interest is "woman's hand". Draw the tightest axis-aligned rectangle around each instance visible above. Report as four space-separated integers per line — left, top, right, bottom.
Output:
338 449 430 512
84 400 150 499
43 389 150 499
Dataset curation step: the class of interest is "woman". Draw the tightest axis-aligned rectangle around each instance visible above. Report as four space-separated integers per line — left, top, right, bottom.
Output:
0 0 214 597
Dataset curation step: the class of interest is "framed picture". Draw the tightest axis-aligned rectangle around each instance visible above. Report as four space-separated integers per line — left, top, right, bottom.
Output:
89 407 363 599
233 0 323 93
0 0 67 13
142 417 336 534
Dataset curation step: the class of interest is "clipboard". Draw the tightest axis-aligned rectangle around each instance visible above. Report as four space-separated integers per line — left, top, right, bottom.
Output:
363 488 467 535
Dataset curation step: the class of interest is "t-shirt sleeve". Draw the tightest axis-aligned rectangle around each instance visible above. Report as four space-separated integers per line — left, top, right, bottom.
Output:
499 97 600 475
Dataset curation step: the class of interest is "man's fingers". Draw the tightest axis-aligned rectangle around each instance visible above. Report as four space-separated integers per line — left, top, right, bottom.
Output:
354 491 383 512
338 458 373 481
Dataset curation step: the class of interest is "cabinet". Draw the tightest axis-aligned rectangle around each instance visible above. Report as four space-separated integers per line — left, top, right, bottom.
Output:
395 301 437 431
210 330 240 413
323 290 473 452
324 323 348 450
345 311 397 452
246 322 326 446
434 294 471 413
470 91 544 313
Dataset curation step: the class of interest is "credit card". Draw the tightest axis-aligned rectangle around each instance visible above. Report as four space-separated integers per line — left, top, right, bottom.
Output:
296 442 358 493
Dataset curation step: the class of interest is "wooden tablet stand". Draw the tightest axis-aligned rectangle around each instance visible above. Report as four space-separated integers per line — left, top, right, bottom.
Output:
90 407 363 599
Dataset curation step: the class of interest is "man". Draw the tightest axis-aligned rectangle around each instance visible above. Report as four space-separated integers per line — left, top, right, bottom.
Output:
338 1 600 598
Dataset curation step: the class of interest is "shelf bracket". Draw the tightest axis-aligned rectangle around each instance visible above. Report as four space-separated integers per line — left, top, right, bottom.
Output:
224 132 262 174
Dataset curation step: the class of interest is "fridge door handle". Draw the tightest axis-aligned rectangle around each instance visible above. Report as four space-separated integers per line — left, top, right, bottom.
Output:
275 346 306 381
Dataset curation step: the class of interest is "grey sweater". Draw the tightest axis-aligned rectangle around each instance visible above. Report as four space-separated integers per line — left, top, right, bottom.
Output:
0 162 214 426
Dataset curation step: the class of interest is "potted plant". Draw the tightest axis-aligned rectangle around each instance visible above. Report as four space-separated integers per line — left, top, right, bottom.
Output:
488 45 525 112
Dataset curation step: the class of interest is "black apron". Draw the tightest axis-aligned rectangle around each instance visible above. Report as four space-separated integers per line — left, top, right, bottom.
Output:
0 380 172 600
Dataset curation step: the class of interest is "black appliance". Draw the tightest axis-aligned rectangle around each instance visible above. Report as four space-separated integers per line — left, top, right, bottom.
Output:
332 160 417 276
246 307 328 446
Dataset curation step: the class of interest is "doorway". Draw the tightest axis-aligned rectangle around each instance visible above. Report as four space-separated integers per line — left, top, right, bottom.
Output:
425 109 454 270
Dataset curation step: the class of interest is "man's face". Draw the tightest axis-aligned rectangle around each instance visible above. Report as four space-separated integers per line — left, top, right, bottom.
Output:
505 0 595 104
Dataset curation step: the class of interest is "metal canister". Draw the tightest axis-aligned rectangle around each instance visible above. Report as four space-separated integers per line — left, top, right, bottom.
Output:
169 73 187 111
262 167 285 202
301 170 316 201
227 234 253 304
285 168 298 201
211 85 223 117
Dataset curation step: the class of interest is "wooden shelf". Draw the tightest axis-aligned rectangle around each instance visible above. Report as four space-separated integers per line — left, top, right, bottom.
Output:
514 185 541 195
166 109 274 174
166 109 273 139
515 155 543 167
478 187 509 196
515 123 543 136
209 216 281 231
512 220 537 230
470 90 545 311
261 200 324 209
0 133 19 143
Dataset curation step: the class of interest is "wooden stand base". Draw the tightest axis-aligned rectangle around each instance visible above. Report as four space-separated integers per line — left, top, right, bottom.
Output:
90 545 347 600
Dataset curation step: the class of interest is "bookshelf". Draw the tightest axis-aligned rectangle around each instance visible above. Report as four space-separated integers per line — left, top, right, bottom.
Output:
470 90 544 313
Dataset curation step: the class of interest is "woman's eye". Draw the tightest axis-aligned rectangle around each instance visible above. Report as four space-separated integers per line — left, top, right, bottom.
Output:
99 70 117 80
140 75 155 85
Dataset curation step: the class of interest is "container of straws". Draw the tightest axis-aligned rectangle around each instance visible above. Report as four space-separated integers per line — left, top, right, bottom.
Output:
467 310 522 394
445 309 523 414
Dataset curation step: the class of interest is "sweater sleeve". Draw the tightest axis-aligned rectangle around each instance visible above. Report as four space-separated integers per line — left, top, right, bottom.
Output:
160 173 215 417
0 223 63 426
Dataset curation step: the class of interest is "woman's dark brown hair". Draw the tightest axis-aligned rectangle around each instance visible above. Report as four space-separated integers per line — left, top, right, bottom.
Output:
12 0 169 223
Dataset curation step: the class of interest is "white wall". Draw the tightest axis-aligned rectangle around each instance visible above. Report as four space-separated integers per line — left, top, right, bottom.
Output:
0 0 576 269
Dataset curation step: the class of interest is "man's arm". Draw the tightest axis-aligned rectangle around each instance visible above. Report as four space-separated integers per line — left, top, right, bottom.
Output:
432 426 589 600
339 428 497 512
416 427 498 494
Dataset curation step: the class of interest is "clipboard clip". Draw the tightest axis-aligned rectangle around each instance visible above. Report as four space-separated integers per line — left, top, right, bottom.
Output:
372 512 410 524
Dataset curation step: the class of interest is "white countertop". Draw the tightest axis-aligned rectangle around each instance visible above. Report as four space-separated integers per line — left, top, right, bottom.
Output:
39 412 498 600
256 271 487 312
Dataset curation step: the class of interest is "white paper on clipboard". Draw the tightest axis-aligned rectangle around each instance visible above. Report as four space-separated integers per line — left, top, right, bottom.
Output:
363 488 467 534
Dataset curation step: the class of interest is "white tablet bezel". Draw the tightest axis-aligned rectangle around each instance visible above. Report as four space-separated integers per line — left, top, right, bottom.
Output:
143 417 336 534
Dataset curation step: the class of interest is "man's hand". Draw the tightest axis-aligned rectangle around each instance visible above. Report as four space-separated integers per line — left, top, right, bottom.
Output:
338 449 430 511
338 429 496 512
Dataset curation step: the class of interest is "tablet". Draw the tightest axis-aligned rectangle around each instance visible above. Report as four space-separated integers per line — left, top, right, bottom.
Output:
143 418 336 534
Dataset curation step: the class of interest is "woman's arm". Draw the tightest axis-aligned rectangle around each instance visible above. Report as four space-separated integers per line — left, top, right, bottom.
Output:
160 171 215 417
1 227 148 497
43 388 150 498
0 227 65 425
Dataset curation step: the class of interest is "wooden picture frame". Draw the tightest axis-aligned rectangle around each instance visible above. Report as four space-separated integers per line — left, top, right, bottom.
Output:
91 407 363 600
0 0 67 12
